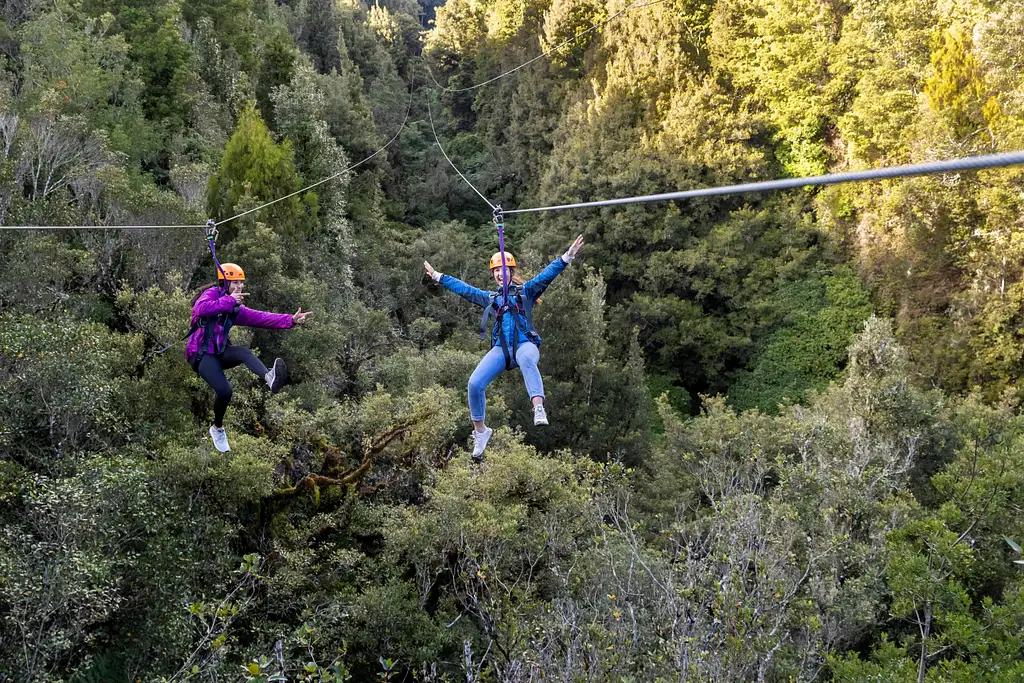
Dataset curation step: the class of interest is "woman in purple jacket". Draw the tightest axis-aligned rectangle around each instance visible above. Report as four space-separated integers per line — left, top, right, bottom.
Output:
187 263 313 452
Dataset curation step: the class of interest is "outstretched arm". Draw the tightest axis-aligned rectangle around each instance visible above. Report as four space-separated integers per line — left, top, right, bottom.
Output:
424 260 491 307
524 234 584 300
235 306 313 329
193 287 239 317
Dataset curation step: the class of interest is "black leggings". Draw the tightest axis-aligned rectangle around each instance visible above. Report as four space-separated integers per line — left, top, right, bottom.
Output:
195 346 268 427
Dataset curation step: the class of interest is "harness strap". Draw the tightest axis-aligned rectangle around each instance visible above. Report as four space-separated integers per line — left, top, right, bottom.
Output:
479 293 497 340
194 316 219 364
155 321 200 356
494 207 509 305
521 293 536 335
191 306 238 364
497 315 515 371
206 220 227 283
480 285 538 371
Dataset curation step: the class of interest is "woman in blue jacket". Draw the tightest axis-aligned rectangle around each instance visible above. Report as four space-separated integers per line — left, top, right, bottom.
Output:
424 235 584 460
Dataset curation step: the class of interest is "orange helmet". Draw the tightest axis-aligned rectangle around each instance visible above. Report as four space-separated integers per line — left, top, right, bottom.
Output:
489 252 517 270
217 263 245 281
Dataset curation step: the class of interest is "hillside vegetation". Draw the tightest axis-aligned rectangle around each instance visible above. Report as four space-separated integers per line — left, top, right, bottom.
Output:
1 0 1023 680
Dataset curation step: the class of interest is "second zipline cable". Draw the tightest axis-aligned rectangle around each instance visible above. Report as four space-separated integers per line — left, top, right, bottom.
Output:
215 87 415 228
2 81 415 231
427 96 496 210
423 0 667 94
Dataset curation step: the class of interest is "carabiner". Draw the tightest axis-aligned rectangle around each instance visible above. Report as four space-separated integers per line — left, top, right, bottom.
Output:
205 218 218 242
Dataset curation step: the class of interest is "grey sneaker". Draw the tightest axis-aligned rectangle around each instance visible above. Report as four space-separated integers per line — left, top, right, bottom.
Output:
209 425 231 453
533 404 549 426
265 358 287 394
471 427 493 462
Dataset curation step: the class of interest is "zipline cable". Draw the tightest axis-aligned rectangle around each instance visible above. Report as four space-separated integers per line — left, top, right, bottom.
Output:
427 96 496 210
504 151 1024 215
0 223 205 230
1 82 415 232
423 76 509 298
423 0 667 94
214 88 414 228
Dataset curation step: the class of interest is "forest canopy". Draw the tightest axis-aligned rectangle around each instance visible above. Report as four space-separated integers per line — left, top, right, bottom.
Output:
1 0 1024 680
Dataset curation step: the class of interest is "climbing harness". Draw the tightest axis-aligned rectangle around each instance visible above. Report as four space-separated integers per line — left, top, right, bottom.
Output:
479 283 539 371
476 207 540 370
185 220 240 366
189 308 238 370
151 220 231 358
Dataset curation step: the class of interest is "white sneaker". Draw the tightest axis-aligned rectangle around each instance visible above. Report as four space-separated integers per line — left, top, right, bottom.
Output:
265 358 287 394
209 425 231 453
471 427 493 462
533 404 549 426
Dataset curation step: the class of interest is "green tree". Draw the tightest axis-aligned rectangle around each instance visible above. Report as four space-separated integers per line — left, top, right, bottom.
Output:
925 26 989 140
82 0 193 141
255 23 299 129
206 102 309 238
729 266 872 412
181 0 255 68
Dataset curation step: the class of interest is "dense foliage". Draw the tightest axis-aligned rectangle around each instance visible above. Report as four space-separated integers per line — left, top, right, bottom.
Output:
1 0 1023 680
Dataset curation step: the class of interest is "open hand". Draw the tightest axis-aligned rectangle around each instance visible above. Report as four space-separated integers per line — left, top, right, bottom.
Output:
424 261 437 280
566 234 585 260
292 308 313 325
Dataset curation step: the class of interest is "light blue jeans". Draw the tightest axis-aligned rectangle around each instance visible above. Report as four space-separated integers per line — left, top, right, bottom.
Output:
468 342 544 421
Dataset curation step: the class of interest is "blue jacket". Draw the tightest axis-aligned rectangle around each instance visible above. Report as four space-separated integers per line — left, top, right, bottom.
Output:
440 256 569 348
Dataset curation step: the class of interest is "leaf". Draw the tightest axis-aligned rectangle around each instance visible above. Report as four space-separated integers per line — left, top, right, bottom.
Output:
1004 536 1022 553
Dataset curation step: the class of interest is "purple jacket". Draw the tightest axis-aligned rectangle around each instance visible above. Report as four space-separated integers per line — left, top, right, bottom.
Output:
185 287 294 362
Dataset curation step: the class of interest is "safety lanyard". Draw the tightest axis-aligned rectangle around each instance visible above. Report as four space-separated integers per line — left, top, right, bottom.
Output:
206 219 227 286
493 207 509 304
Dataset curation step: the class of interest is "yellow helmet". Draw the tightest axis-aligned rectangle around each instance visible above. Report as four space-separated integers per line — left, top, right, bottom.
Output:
489 252 517 270
217 263 245 281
